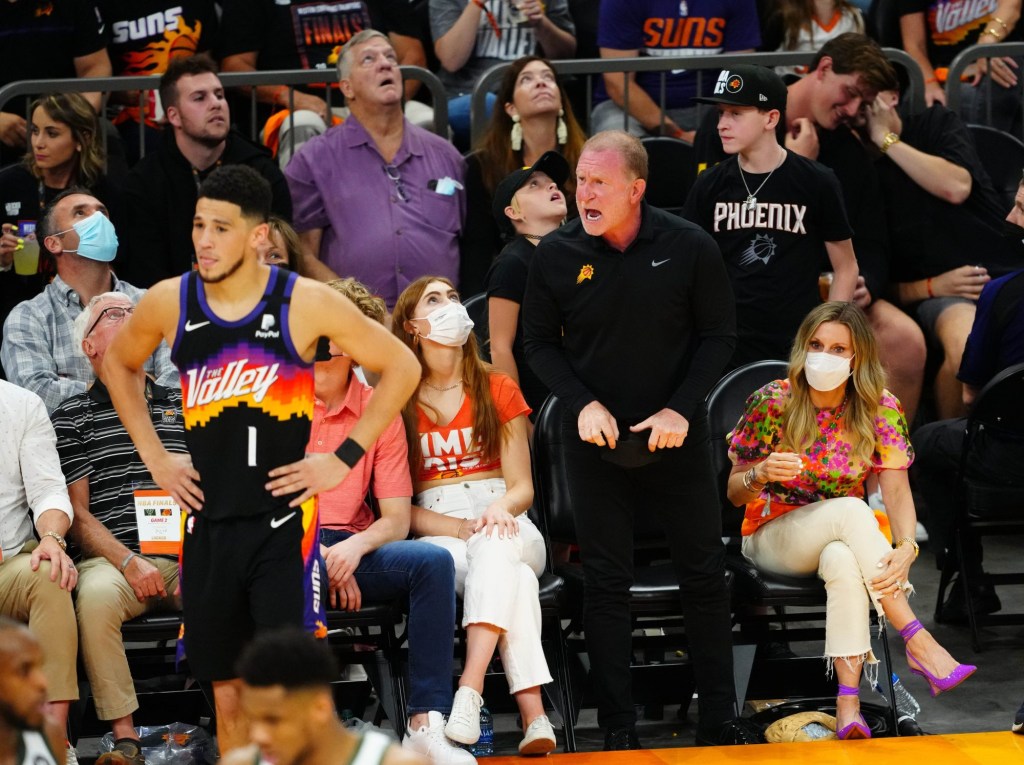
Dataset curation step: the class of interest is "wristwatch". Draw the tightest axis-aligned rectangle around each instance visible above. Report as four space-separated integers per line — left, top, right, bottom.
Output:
879 132 901 154
42 530 67 552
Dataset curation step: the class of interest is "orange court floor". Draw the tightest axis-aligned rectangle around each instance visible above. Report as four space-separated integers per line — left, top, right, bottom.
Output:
484 732 1024 765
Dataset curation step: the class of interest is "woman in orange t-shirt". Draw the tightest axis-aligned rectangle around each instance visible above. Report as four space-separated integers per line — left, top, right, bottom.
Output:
393 276 556 756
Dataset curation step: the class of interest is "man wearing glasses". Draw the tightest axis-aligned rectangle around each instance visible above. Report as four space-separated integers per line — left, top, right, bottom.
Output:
1 190 178 413
285 29 465 309
51 292 185 765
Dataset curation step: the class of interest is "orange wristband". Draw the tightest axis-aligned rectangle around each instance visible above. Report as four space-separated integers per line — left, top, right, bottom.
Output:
927 277 935 298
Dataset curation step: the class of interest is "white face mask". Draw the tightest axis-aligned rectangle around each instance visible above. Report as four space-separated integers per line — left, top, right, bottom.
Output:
414 302 474 347
804 351 853 391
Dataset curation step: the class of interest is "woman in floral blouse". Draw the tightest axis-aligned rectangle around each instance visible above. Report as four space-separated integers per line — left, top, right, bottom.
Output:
727 302 974 740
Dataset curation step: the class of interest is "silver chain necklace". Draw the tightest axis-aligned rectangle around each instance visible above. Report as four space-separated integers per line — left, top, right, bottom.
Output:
738 149 786 211
423 379 463 393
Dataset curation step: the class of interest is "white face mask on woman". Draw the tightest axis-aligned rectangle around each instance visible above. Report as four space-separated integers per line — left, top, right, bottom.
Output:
414 302 475 347
804 352 853 392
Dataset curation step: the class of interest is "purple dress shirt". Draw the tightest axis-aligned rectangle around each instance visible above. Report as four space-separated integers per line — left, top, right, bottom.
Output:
285 115 466 307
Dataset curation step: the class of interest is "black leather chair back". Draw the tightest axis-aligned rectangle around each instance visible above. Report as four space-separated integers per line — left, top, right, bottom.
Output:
966 124 1024 209
640 136 696 215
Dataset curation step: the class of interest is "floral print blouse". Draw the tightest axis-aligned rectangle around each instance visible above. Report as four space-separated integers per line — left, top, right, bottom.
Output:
727 379 914 535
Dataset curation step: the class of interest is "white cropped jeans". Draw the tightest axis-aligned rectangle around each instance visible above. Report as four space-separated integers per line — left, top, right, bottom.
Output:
741 497 906 666
416 478 553 693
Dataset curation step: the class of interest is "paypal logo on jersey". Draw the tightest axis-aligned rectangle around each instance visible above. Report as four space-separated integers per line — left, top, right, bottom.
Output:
255 314 280 339
184 360 281 407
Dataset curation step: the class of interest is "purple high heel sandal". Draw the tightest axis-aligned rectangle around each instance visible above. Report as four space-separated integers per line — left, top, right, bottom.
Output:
900 619 977 697
836 684 871 740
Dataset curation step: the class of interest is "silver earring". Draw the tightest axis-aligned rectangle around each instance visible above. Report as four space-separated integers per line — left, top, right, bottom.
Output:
511 114 522 152
556 108 567 145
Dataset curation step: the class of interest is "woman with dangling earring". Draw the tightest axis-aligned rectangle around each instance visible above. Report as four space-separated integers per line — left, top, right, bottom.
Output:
393 275 557 756
461 55 586 296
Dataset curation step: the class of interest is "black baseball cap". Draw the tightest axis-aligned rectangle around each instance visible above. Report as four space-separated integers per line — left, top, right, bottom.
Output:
492 151 570 239
693 65 788 113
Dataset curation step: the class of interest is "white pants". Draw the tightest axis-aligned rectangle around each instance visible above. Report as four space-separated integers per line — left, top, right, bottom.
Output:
741 497 904 663
416 478 552 693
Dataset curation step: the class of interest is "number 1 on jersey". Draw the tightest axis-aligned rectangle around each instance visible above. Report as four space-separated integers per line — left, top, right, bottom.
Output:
248 426 257 467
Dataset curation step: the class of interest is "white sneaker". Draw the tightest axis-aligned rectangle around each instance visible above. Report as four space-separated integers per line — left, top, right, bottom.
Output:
444 686 483 745
403 711 477 765
519 715 557 756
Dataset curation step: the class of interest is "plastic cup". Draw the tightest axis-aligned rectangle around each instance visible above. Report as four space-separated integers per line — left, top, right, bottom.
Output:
13 235 40 276
818 271 834 303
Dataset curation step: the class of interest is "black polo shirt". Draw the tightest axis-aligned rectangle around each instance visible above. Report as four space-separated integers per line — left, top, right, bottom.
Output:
523 202 736 425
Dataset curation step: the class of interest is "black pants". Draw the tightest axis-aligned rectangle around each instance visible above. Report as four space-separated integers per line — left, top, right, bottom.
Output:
911 418 1024 572
560 408 736 732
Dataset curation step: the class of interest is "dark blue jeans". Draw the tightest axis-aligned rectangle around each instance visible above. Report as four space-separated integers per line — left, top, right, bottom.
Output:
320 528 457 715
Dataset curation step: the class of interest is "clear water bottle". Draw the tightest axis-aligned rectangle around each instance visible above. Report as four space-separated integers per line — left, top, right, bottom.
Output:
470 706 494 757
874 672 921 720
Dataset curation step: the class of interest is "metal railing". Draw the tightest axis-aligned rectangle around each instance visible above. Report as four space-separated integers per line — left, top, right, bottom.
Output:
0 66 450 157
470 48 926 144
945 41 1024 135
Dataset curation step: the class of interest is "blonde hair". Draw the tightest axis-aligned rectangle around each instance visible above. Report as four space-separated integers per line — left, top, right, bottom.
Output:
391 276 503 471
783 302 885 465
26 93 104 188
324 277 386 325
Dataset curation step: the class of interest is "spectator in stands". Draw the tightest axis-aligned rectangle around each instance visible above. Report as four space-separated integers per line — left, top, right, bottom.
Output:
523 131 759 750
52 292 184 765
0 93 123 372
0 380 77 757
393 276 557 757
298 277 472 765
220 0 435 135
684 64 858 369
123 55 292 288
0 618 67 765
486 151 569 416
693 33 927 424
861 87 1022 419
910 177 1024 622
462 56 585 295
286 31 465 308
592 0 761 141
0 0 111 167
728 301 975 739
97 0 220 163
761 0 865 76
224 628 427 765
430 0 577 148
2 190 177 413
899 0 1023 130
256 216 301 270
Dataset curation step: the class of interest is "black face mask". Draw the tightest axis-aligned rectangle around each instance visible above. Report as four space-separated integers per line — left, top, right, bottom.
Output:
1002 219 1024 243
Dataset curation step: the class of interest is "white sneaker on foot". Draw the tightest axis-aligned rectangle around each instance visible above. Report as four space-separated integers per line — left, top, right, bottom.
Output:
403 711 476 765
444 686 483 745
519 715 557 755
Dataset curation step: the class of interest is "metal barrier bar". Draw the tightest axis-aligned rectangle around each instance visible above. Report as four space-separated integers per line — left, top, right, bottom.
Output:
469 49 924 145
0 66 450 149
945 41 1024 135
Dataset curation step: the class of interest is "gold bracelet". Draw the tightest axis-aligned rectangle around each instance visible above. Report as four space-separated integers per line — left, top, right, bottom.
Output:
981 27 1004 40
991 15 1010 31
894 537 920 559
879 132 901 154
742 467 766 493
42 530 67 552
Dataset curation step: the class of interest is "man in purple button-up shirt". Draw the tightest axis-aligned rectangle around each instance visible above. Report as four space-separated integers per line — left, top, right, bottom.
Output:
286 30 466 308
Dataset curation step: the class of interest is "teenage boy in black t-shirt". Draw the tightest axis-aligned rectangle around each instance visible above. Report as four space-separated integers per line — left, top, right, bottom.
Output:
685 65 857 368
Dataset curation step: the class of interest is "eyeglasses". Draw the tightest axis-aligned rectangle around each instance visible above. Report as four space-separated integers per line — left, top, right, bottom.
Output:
383 164 409 203
85 305 134 337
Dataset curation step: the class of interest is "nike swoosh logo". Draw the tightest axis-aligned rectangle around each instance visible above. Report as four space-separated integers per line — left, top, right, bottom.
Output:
184 320 210 332
651 259 670 267
270 511 297 529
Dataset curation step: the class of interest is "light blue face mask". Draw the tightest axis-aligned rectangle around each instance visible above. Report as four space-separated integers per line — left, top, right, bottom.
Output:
55 212 119 262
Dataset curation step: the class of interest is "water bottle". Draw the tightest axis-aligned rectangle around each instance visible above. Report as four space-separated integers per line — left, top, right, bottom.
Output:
470 706 494 757
874 673 921 720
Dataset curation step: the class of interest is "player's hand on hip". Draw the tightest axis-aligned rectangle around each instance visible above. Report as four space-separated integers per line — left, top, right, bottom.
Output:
123 555 168 602
267 452 351 507
152 452 203 513
578 400 619 448
631 408 689 451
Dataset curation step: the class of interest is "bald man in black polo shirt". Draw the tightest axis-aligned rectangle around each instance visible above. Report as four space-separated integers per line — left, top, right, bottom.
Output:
523 131 759 750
